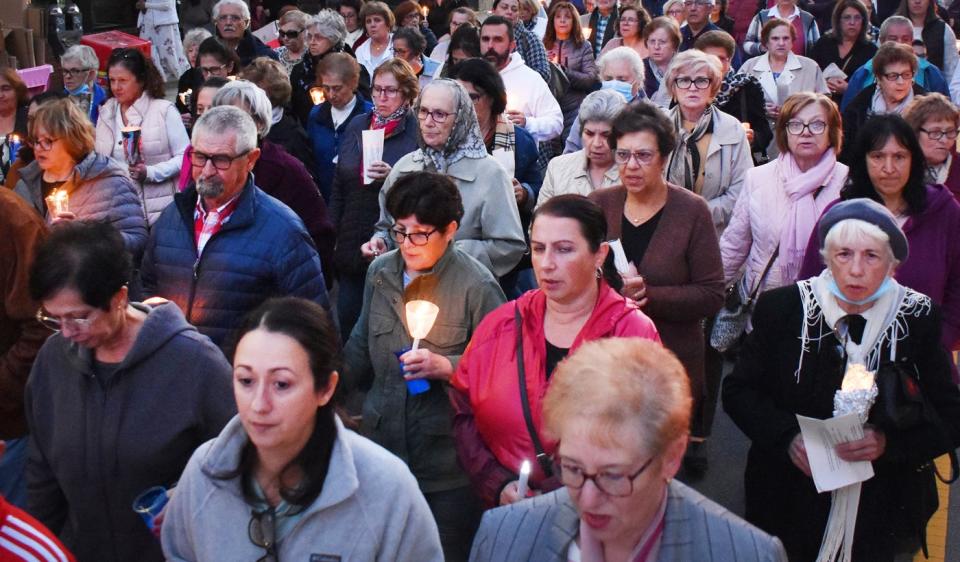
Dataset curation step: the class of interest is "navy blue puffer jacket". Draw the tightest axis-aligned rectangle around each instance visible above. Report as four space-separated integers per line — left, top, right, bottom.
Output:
141 178 329 349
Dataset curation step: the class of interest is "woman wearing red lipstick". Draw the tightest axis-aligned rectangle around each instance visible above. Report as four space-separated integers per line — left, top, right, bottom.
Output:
451 195 660 509
470 338 787 561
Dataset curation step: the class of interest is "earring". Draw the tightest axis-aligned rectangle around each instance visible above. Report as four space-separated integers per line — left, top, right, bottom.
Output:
596 267 602 279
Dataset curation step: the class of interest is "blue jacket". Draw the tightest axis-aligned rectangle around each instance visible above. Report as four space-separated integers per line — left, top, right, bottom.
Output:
841 57 950 110
514 124 543 212
141 177 329 349
307 96 374 202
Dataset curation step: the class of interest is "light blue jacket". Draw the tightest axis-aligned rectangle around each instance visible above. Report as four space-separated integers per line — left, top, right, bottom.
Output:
841 58 950 110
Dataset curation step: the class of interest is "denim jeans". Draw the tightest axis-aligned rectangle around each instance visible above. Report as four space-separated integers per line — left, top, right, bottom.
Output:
0 437 28 508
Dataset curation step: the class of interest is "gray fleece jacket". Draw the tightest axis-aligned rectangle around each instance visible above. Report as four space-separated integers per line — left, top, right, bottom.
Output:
24 302 235 562
161 416 444 562
14 152 149 260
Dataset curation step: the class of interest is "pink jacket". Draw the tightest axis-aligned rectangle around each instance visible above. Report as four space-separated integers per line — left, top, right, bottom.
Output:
719 158 847 297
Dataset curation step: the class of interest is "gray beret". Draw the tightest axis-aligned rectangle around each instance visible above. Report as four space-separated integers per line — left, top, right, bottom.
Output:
818 198 909 262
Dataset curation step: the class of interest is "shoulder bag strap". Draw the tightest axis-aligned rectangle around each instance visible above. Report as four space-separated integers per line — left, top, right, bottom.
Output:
745 245 780 306
515 305 554 476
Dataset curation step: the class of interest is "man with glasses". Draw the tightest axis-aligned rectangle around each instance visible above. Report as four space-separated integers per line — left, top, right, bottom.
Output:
142 106 329 349
211 0 278 67
60 45 106 125
678 0 720 51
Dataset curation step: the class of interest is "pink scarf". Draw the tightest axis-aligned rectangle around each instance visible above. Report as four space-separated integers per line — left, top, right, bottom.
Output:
777 150 839 285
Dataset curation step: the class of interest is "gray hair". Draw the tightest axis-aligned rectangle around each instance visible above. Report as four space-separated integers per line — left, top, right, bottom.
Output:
279 9 310 28
664 49 722 97
192 105 259 154
307 10 347 45
212 0 250 22
211 80 274 138
820 219 898 266
597 46 645 87
578 89 627 125
61 45 99 70
183 28 213 53
879 15 912 41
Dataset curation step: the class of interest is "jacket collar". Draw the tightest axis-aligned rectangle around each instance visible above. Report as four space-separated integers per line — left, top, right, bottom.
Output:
571 151 619 184
371 243 459 295
176 175 258 232
753 51 802 72
394 151 481 182
706 112 745 156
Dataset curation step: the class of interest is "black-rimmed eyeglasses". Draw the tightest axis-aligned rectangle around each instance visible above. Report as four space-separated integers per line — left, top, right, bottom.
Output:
919 127 960 141
190 150 250 171
390 227 438 246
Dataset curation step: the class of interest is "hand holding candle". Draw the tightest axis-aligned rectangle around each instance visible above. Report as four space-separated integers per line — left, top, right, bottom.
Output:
397 300 441 394
517 460 531 499
309 87 325 105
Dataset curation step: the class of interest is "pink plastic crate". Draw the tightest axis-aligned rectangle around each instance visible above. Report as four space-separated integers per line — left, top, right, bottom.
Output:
16 64 53 97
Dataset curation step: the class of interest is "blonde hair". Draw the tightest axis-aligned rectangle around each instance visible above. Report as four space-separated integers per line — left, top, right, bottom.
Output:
664 49 723 98
543 338 691 455
29 97 95 161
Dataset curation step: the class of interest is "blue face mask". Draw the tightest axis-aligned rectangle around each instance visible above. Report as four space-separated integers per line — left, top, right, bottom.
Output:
66 83 90 96
827 276 894 306
601 79 634 102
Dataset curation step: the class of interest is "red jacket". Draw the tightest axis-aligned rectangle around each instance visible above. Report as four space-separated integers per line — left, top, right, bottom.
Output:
451 282 660 506
0 495 76 561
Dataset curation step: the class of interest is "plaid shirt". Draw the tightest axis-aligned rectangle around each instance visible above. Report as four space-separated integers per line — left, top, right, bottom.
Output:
194 194 241 256
513 25 551 82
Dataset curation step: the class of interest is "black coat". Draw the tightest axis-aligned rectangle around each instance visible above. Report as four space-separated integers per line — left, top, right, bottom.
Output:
809 34 877 106
723 284 960 562
716 78 773 160
265 110 320 186
289 45 372 126
840 83 928 164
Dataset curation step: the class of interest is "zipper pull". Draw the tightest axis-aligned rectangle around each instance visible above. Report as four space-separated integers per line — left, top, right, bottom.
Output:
193 258 200 280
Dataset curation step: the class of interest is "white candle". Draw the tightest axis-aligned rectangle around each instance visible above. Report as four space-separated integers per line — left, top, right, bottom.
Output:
405 300 440 351
517 460 531 498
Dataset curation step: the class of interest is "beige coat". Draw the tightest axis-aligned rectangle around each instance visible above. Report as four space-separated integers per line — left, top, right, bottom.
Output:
536 150 619 208
738 52 828 157
697 110 754 233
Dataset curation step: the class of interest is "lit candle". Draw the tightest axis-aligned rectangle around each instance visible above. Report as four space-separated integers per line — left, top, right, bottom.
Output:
405 300 440 351
310 87 326 105
421 5 429 18
8 134 21 161
582 27 592 40
45 188 70 215
517 460 531 498
178 88 193 107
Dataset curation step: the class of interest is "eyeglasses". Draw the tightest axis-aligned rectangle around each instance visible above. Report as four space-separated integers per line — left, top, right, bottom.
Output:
30 136 58 151
646 38 670 47
36 307 98 333
674 76 711 90
279 29 303 39
390 227 438 246
190 150 250 170
62 67 90 77
200 63 228 75
248 509 278 562
373 85 401 97
785 120 827 135
417 107 452 123
217 14 244 22
393 47 411 57
918 127 960 140
556 455 656 497
881 70 914 82
667 8 685 15
614 149 658 165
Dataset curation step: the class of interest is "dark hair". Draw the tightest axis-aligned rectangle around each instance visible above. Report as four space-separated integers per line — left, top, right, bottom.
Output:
106 48 166 99
386 171 464 229
872 41 918 77
201 76 231 90
841 114 927 215
223 297 341 508
197 36 241 74
30 221 132 309
544 1 585 49
610 100 677 156
448 58 507 116
481 14 514 39
393 26 427 56
30 90 68 106
442 24 481 77
694 29 736 57
895 0 938 24
335 0 362 13
393 0 423 25
532 195 623 292
831 0 870 44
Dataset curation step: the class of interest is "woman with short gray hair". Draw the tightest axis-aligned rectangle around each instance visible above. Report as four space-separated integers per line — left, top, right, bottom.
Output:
60 45 106 124
539 89 625 205
211 80 336 287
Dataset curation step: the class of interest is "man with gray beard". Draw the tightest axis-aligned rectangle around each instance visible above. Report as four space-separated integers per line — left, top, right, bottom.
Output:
141 106 329 350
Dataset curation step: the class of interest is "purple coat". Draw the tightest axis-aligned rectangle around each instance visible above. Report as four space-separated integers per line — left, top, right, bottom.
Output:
798 184 960 351
253 140 336 287
945 151 960 203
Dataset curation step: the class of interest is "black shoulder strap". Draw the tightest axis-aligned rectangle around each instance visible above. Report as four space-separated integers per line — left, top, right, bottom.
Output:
515 305 554 476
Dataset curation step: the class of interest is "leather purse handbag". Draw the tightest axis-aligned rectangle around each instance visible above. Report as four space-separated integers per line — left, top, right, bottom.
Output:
710 246 779 352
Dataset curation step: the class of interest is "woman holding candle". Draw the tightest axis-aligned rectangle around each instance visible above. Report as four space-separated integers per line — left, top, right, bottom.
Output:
95 48 189 226
330 59 420 340
393 1 440 56
724 198 960 561
176 35 237 128
544 1 600 142
343 172 505 562
471 338 787 561
161 297 443 561
14 98 149 259
26 220 235 562
739 18 829 159
451 194 660 508
0 68 29 188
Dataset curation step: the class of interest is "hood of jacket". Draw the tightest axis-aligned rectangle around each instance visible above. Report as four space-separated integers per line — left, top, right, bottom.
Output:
501 51 528 76
909 183 958 229
62 302 204 378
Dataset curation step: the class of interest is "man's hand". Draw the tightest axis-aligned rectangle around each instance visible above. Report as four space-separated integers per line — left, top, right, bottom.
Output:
512 178 528 206
361 236 388 261
506 110 526 128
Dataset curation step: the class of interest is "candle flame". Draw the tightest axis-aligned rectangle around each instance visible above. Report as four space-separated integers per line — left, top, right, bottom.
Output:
310 87 326 105
582 27 592 40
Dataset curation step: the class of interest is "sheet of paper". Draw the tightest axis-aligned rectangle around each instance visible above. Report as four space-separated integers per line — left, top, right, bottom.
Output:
362 129 385 185
822 62 848 81
796 413 874 493
608 239 630 275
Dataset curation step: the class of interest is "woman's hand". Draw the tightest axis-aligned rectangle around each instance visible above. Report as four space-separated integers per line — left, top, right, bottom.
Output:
50 211 77 224
365 160 392 181
361 236 388 261
506 110 526 128
499 480 541 505
741 122 755 144
400 349 454 381
512 178 528 206
621 263 648 307
789 434 812 477
826 77 848 94
836 426 886 463
129 162 148 182
764 102 780 120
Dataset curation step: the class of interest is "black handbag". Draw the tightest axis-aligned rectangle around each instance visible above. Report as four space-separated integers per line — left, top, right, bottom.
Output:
514 305 554 477
709 246 779 352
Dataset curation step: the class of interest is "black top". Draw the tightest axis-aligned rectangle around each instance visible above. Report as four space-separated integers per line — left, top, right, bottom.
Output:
545 339 569 380
92 359 122 387
620 208 664 266
40 178 66 202
808 33 878 104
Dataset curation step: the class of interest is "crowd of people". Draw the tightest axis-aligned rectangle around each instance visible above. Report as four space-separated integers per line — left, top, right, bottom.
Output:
2 0 960 559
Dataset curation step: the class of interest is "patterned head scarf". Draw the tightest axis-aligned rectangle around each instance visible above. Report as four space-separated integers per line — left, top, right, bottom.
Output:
413 79 488 173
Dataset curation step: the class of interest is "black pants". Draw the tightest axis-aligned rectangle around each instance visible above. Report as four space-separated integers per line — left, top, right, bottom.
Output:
424 485 483 562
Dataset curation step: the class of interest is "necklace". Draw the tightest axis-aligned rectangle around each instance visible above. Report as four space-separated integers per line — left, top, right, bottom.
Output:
624 193 665 225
